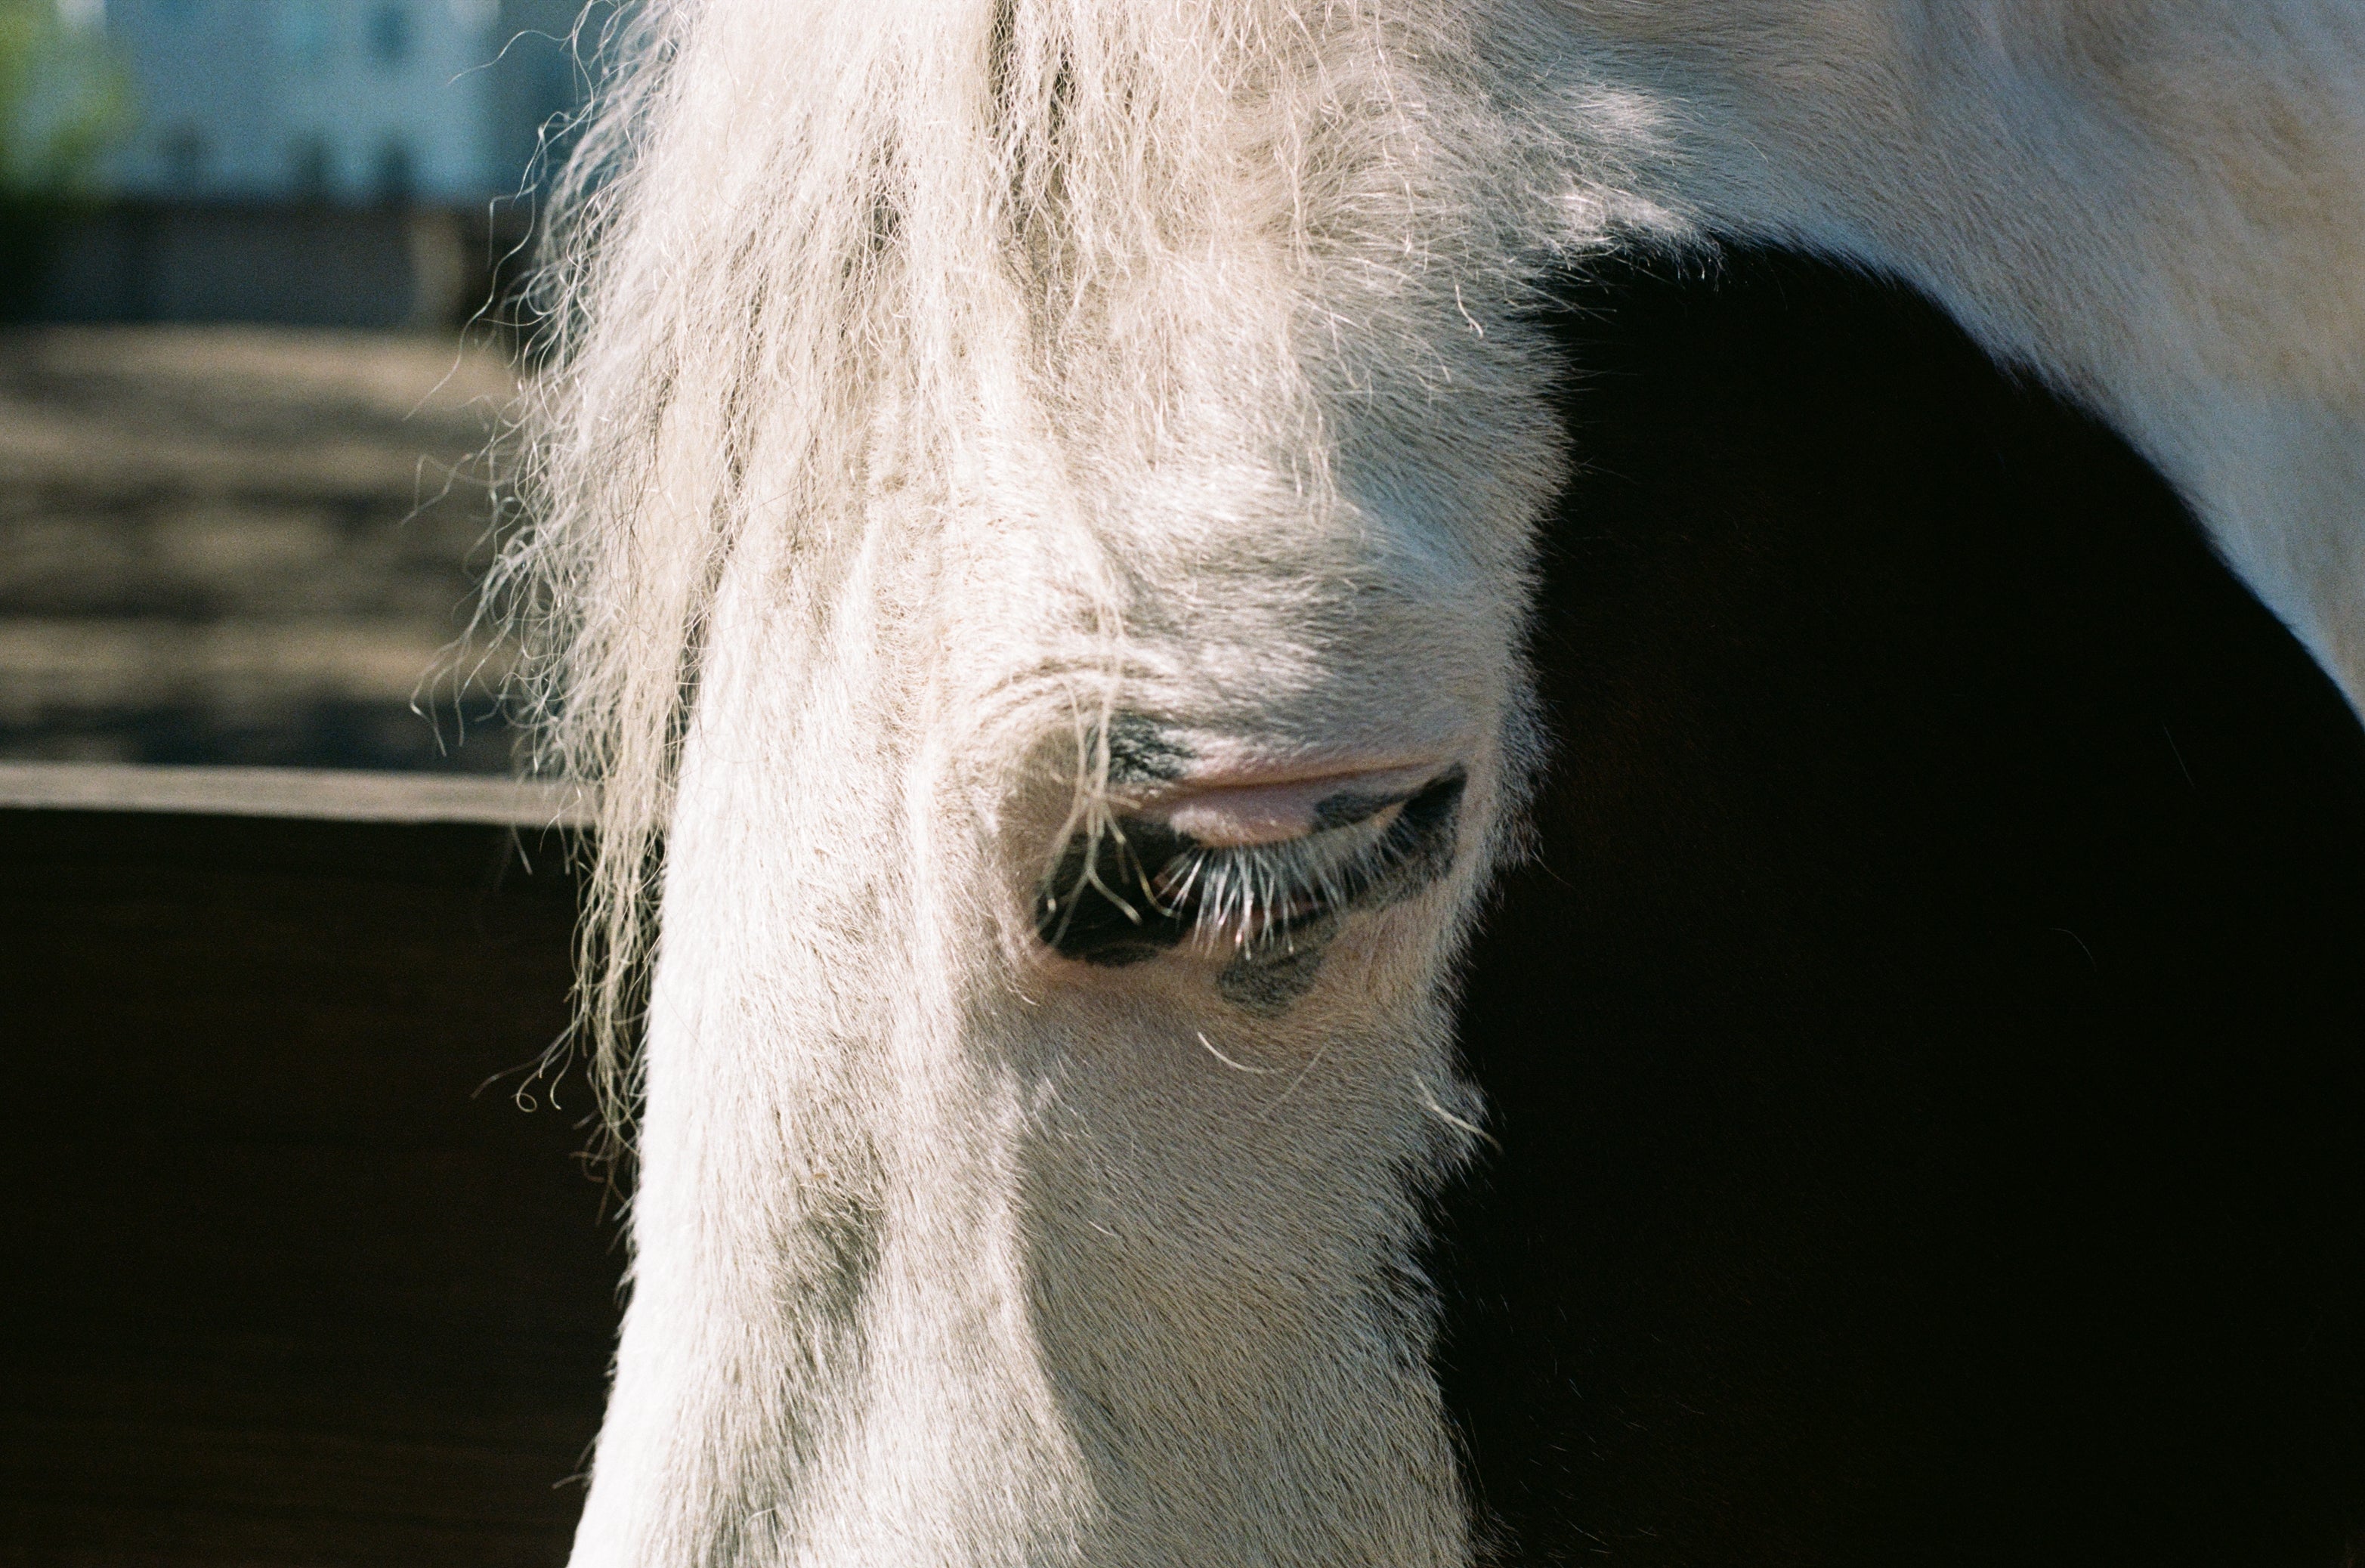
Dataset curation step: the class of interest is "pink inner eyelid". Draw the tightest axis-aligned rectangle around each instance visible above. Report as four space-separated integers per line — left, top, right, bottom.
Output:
1139 763 1441 848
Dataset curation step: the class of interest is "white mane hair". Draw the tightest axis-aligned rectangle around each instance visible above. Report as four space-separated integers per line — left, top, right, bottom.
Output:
490 1 2364 1561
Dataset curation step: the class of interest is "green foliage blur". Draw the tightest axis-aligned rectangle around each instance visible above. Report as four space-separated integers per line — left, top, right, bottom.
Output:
0 0 130 314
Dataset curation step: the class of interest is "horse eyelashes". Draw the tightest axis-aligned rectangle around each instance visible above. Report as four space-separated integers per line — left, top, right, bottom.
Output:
1164 773 1461 949
1034 767 1467 984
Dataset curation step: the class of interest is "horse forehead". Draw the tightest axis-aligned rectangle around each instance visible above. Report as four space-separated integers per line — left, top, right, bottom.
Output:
905 424 1532 656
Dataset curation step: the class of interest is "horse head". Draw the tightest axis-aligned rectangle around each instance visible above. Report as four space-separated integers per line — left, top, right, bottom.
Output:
499 2 2365 1561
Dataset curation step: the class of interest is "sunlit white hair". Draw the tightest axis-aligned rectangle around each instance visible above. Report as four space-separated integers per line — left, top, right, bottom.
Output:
488 0 1670 1135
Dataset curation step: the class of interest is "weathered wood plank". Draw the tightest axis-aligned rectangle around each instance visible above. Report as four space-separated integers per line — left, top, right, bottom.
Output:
0 762 587 827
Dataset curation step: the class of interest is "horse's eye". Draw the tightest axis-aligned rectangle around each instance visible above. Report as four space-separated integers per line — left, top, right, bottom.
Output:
1033 765 1467 970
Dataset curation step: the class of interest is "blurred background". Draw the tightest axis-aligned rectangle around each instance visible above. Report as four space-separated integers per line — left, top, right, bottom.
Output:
1 0 609 774
1 20 634 1568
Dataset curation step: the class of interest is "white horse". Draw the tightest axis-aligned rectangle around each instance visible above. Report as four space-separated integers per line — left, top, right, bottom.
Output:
498 2 2365 1562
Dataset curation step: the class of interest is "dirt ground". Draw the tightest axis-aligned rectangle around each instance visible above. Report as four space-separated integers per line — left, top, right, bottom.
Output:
0 326 524 772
